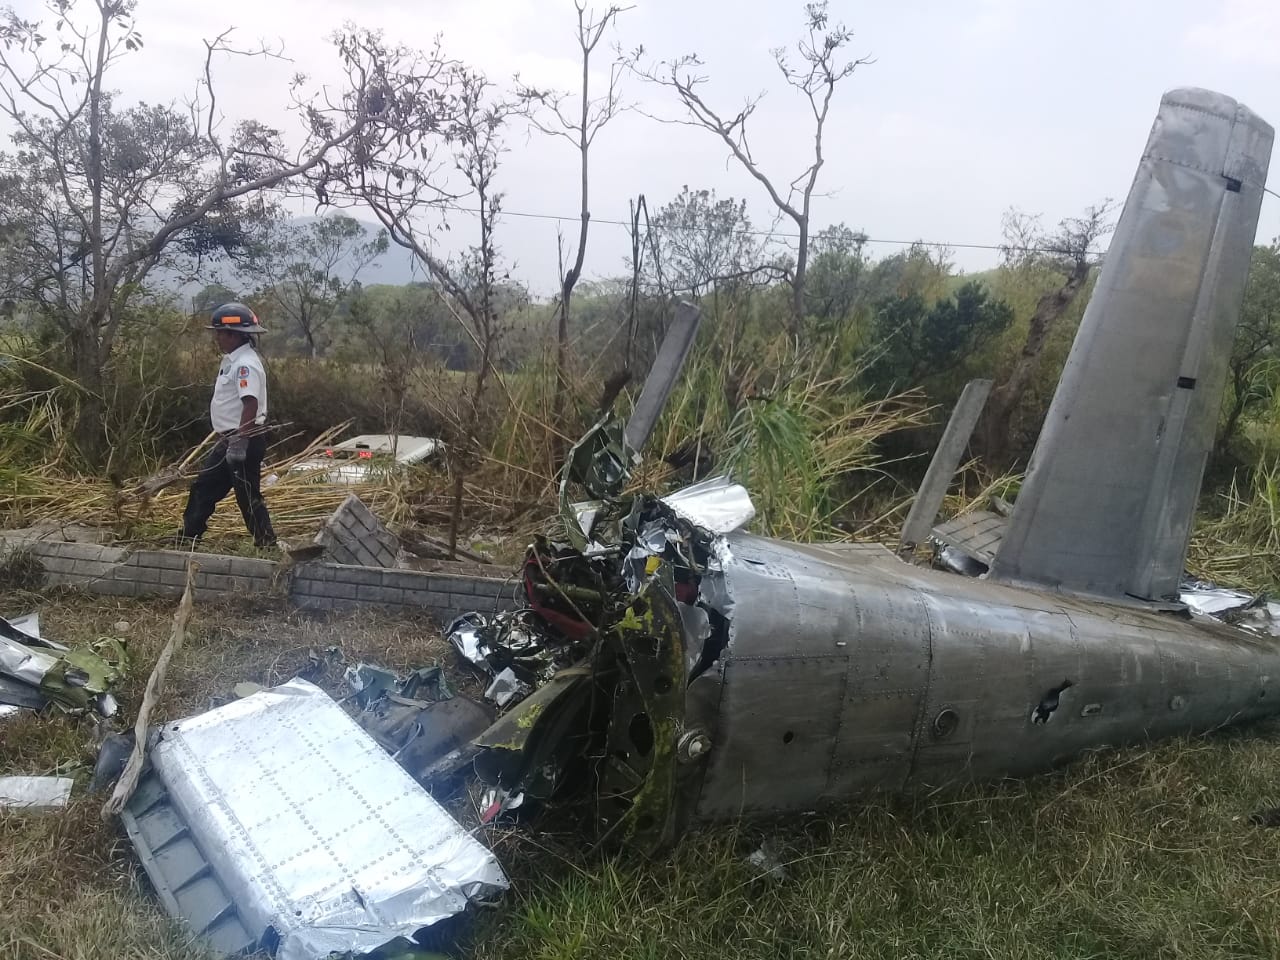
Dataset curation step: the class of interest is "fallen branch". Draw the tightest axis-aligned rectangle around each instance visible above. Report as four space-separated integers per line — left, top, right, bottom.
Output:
132 422 299 498
395 523 493 564
101 560 198 819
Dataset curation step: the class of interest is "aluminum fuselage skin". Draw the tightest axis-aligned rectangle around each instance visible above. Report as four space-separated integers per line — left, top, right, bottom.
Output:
686 534 1280 821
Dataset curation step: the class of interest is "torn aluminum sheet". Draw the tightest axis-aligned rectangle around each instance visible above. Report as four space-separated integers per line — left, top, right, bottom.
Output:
0 634 58 687
936 544 988 578
0 775 73 809
343 662 400 704
484 667 530 708
1179 579 1257 617
660 475 756 535
449 610 576 686
135 678 507 960
0 630 125 716
679 602 713 675
446 613 490 671
479 787 525 824
1240 602 1280 637
4 612 41 640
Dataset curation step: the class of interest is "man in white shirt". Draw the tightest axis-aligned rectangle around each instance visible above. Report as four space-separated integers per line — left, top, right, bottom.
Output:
178 302 277 548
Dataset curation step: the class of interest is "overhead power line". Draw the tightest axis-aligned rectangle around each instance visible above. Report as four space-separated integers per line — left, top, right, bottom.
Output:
437 202 1045 254
424 182 1280 258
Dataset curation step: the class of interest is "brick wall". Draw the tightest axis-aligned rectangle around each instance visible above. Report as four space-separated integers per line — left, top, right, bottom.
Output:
1 536 519 623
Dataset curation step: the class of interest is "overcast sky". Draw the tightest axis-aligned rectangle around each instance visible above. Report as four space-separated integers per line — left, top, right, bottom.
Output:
11 0 1280 294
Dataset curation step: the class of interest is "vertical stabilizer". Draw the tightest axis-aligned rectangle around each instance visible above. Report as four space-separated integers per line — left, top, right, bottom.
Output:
990 88 1273 601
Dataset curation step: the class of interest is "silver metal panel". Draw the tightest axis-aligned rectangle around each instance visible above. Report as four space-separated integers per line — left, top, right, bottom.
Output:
696 656 847 818
991 88 1274 601
623 300 702 453
691 530 1280 818
660 475 756 534
146 679 507 960
0 775 73 808
900 379 993 552
931 511 1007 566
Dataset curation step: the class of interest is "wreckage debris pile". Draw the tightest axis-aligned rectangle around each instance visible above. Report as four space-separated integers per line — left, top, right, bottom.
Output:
0 612 127 722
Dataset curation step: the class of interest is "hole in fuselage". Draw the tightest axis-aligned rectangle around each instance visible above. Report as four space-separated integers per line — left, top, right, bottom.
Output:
628 713 654 757
1032 680 1073 724
782 730 795 744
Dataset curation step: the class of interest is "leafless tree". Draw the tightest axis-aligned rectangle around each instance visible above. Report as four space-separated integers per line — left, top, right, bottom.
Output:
0 0 390 464
630 1 870 335
514 1 629 443
979 201 1117 463
257 214 388 357
313 29 514 554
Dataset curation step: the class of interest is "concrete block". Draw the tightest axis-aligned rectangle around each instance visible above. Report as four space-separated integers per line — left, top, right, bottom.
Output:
131 550 192 571
54 542 127 564
227 557 277 579
71 560 111 578
34 556 77 574
327 581 359 600
313 494 398 570
236 574 273 593
437 577 477 596
129 565 163 585
358 586 406 607
380 569 431 591
194 555 234 576
466 595 498 615
332 566 386 588
199 573 236 593
158 568 189 587
295 562 334 582
289 577 324 597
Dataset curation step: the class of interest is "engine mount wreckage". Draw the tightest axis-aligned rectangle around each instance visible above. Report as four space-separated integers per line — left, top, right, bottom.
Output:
83 85 1280 957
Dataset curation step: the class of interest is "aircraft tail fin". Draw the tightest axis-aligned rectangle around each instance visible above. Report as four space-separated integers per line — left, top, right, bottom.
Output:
990 88 1273 601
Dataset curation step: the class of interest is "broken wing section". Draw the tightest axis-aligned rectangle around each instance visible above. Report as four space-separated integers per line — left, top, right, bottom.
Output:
991 88 1274 602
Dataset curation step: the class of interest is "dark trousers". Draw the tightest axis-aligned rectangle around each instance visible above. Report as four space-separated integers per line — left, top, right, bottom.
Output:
180 435 277 546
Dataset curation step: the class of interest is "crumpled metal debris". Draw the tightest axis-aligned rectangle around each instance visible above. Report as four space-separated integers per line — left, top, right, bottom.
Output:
479 786 525 824
1239 601 1280 637
0 614 127 717
1180 577 1257 616
434 470 752 852
659 475 756 535
746 843 788 882
125 678 507 960
1178 577 1280 636
446 609 579 689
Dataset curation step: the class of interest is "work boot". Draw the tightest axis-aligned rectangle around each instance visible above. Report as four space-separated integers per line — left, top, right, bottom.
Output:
169 531 200 551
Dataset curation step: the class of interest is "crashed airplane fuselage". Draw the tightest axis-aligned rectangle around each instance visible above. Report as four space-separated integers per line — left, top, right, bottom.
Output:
454 87 1279 853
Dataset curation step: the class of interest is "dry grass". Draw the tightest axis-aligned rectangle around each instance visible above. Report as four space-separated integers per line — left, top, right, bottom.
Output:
5 592 1280 960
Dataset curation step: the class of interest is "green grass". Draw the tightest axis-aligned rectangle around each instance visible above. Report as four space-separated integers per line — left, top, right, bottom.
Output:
471 730 1280 960
4 593 1280 960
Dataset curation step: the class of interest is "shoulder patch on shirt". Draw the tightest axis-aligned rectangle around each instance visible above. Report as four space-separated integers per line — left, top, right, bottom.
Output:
237 365 250 378
239 379 249 388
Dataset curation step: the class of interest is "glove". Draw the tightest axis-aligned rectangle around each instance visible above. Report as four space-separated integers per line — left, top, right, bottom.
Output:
225 433 248 467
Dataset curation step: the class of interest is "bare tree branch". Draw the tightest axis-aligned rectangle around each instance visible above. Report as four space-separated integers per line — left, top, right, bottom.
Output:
628 1 869 333
513 2 630 443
